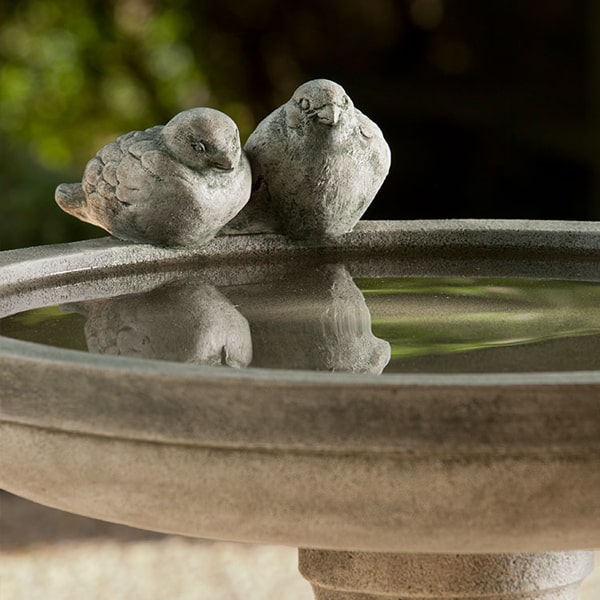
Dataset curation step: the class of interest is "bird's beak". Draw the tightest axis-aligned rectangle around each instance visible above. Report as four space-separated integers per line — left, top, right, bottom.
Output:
211 156 235 171
316 104 341 126
212 141 241 171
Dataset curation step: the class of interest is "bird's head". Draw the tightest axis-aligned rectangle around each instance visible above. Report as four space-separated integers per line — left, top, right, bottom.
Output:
161 107 242 172
285 79 353 131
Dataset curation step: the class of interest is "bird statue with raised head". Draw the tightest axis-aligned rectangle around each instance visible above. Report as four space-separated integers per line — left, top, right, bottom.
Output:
224 79 391 239
55 108 252 247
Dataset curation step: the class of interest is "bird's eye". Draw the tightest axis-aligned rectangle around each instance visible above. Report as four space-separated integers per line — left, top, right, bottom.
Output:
191 141 206 153
299 98 310 110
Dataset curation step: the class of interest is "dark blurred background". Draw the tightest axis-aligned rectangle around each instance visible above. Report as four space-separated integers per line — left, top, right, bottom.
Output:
1 0 598 251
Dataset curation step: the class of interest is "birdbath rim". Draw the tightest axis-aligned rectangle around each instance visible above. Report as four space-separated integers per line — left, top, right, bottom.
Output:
1 218 599 389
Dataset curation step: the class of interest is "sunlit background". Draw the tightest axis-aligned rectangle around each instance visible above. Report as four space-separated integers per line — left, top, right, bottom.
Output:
1 0 599 250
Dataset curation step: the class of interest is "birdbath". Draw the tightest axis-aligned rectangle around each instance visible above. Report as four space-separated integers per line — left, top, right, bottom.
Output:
1 220 599 599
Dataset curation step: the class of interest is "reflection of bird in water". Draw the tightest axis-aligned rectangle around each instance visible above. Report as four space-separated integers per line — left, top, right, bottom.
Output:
224 79 391 239
64 280 252 368
55 108 252 247
224 264 391 374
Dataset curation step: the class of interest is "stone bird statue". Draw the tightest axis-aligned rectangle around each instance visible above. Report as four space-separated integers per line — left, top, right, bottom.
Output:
224 79 391 239
55 108 252 246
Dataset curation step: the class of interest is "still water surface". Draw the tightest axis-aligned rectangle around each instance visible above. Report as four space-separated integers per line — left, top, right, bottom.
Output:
1 271 599 374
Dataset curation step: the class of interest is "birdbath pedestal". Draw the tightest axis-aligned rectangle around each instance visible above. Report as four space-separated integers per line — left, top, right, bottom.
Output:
300 550 593 599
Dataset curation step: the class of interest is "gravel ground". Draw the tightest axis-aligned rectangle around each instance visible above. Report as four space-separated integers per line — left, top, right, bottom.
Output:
1 492 598 599
0 492 311 600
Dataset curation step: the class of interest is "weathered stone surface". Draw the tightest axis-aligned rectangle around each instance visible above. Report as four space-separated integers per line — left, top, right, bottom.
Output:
2 220 599 296
299 550 594 599
0 221 599 555
55 108 252 246
225 79 391 239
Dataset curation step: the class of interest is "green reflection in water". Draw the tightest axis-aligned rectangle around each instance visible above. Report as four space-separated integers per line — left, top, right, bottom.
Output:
0 305 87 351
355 277 600 360
1 277 599 373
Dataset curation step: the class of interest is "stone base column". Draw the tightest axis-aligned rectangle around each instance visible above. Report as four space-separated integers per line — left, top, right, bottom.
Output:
298 550 593 599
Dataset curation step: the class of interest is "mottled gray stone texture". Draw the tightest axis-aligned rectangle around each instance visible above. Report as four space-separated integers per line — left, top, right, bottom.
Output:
2 220 599 297
224 79 391 239
55 108 251 246
299 550 594 599
0 220 598 555
1 220 598 599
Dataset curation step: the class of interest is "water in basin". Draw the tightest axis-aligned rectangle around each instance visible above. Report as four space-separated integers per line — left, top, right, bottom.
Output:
1 264 599 374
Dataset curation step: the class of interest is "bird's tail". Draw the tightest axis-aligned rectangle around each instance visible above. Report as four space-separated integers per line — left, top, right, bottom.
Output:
55 182 110 230
55 182 98 225
55 182 85 211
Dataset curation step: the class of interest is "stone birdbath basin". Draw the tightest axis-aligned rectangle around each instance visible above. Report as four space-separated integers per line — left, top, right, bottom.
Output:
1 220 599 599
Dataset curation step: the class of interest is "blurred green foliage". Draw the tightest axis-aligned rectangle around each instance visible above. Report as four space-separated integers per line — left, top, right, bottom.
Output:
0 0 208 166
0 0 213 249
0 0 597 250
